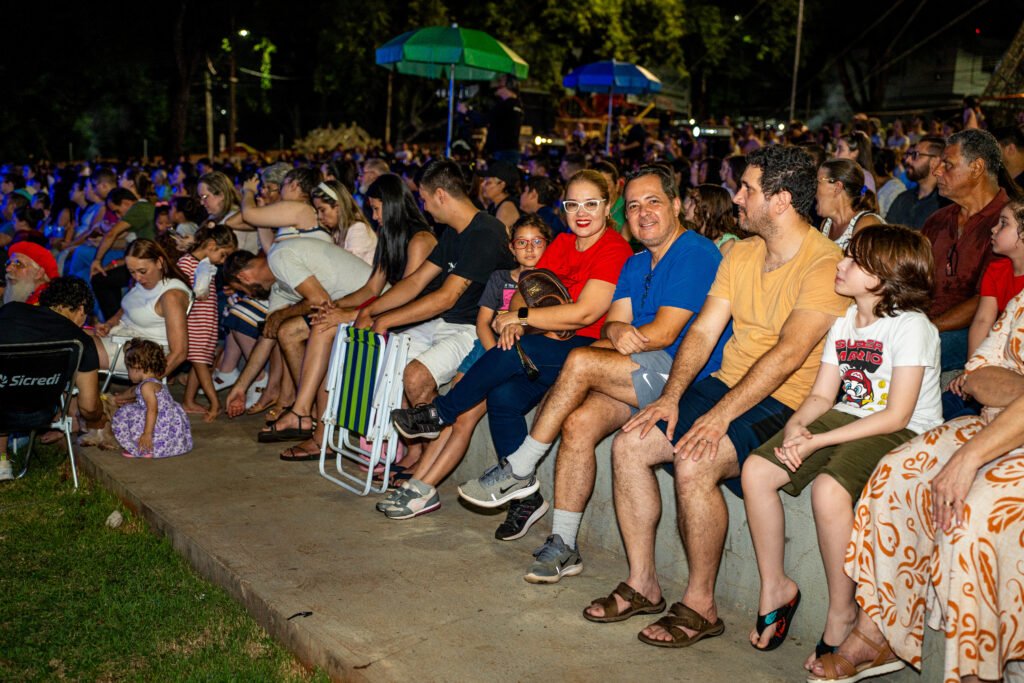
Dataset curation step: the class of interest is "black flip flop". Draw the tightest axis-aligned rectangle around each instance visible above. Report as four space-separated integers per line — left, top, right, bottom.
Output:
753 589 801 651
279 444 321 462
258 409 316 443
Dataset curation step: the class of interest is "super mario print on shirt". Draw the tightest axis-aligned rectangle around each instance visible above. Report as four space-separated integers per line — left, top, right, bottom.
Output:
836 339 886 408
820 305 944 435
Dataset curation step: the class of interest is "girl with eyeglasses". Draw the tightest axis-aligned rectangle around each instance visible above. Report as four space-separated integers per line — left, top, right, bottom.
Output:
377 215 551 519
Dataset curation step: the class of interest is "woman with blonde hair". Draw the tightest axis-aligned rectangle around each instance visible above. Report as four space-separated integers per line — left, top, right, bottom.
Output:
310 179 377 264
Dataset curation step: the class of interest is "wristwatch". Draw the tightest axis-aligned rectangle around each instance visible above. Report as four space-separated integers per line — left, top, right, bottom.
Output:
517 307 529 326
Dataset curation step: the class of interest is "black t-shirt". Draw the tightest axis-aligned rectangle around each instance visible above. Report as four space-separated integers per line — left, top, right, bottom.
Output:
486 96 523 153
0 302 100 372
426 211 516 325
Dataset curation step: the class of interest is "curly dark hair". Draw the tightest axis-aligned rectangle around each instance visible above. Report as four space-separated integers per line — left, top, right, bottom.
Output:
1006 198 1024 239
845 224 934 318
687 184 744 242
745 146 817 221
38 276 94 313
123 338 167 375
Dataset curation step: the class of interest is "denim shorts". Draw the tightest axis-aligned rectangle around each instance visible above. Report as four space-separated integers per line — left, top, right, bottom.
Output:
661 376 794 497
457 339 487 375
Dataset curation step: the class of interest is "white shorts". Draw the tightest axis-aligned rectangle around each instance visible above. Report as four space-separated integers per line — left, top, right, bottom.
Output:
404 319 477 388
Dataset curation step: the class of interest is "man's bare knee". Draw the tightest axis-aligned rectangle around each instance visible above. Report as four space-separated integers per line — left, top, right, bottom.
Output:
404 361 437 403
674 451 737 492
612 428 672 471
279 318 309 344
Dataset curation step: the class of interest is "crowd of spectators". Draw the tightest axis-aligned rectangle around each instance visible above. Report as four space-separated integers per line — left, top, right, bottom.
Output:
2 105 1024 682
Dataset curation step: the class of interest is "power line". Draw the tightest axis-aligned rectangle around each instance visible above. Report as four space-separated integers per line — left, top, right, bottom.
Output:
858 0 994 85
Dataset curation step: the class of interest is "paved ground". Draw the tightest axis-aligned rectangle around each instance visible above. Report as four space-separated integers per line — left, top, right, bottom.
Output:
75 410 903 682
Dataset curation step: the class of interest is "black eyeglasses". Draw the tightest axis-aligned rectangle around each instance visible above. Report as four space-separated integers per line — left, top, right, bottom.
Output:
904 151 938 160
945 243 959 277
641 271 653 306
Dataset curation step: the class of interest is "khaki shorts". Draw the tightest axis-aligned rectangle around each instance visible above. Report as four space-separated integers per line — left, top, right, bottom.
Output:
404 319 477 388
751 409 916 500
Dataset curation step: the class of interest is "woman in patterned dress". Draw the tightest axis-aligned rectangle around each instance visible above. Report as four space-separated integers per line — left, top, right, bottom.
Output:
810 290 1024 682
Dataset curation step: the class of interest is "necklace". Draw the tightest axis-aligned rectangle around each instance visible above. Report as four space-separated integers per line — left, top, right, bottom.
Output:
763 251 796 273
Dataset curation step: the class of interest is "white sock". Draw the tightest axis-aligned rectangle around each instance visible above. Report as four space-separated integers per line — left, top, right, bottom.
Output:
506 435 551 477
551 509 583 550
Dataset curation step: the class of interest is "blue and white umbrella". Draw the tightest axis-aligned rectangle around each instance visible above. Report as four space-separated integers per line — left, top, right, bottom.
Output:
563 60 663 154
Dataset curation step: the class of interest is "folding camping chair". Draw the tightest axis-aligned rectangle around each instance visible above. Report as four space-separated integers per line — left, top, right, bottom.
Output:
0 340 84 488
319 324 410 495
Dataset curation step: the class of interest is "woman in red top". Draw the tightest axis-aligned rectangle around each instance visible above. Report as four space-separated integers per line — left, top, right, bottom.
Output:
392 170 632 526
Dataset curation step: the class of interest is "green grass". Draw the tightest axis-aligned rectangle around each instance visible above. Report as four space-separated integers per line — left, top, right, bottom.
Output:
0 446 329 682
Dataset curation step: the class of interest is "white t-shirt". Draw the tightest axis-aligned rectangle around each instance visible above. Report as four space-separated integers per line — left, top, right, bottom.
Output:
267 236 372 312
821 305 942 434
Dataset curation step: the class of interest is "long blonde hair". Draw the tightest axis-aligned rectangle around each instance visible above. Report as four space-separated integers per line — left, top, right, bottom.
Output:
198 171 240 222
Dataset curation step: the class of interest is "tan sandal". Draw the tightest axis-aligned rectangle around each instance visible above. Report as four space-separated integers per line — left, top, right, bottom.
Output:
583 582 666 623
807 628 905 682
637 602 725 648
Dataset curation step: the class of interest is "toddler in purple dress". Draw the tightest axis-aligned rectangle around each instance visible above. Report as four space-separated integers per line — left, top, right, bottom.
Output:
112 339 192 458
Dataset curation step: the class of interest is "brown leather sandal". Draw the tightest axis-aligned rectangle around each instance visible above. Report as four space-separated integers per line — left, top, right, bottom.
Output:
582 581 667 623
807 628 905 681
637 602 725 648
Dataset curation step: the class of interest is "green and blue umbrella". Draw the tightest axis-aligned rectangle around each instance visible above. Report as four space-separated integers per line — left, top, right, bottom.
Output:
377 24 529 157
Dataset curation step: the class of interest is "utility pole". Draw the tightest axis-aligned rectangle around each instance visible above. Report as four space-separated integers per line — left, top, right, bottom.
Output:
385 71 393 147
229 48 238 155
205 67 215 159
789 0 805 123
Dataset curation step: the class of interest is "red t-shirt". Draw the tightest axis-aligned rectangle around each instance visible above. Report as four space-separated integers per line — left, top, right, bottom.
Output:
536 228 632 338
979 256 1024 312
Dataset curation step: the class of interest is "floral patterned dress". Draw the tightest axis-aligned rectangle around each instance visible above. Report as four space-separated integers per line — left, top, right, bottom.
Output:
845 290 1024 682
112 378 193 458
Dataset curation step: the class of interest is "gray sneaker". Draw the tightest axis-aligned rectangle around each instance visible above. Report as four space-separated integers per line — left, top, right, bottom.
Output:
457 459 539 508
524 534 583 584
375 481 409 512
383 481 441 520
0 457 13 481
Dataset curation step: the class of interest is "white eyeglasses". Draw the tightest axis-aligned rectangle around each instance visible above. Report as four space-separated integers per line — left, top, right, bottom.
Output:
561 199 607 213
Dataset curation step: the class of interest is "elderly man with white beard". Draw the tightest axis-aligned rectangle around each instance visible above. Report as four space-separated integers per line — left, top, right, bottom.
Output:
4 241 58 304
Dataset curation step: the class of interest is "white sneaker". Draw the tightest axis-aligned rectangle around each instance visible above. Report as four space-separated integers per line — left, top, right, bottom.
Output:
212 367 241 391
0 458 14 481
245 373 269 410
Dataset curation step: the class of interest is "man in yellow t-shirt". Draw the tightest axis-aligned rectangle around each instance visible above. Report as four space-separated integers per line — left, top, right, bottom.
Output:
582 146 850 648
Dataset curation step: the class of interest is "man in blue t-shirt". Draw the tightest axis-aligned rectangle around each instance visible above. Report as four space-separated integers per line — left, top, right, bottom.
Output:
474 165 731 581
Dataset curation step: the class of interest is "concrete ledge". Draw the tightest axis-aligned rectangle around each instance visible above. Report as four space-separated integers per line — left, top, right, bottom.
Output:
73 412 821 683
452 412 947 681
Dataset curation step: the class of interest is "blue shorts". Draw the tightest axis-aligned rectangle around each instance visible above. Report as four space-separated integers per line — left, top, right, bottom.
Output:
457 339 487 375
660 376 793 497
223 297 269 339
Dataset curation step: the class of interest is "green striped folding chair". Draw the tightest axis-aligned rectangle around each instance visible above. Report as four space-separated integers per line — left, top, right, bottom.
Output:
319 324 410 495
